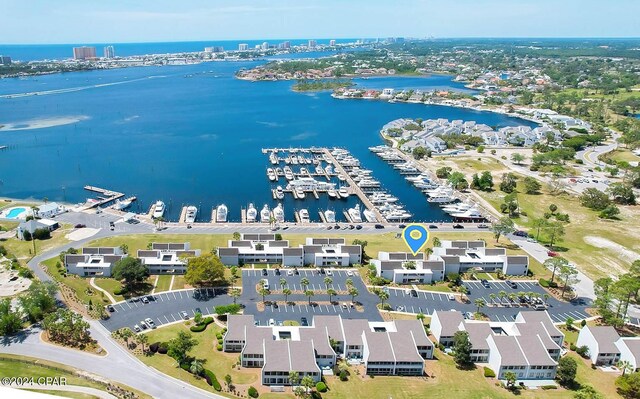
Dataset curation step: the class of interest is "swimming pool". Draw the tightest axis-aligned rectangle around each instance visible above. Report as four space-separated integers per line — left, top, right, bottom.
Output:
1 207 27 219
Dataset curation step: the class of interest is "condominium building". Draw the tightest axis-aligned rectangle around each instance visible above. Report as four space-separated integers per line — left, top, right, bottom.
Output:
431 310 563 380
308 39 317 48
136 243 200 274
0 56 11 65
65 247 125 277
103 45 115 59
372 240 528 284
73 46 97 60
238 43 249 51
217 234 360 267
223 314 432 385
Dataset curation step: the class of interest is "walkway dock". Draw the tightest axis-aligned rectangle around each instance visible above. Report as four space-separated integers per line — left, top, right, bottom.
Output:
83 186 124 209
178 206 188 224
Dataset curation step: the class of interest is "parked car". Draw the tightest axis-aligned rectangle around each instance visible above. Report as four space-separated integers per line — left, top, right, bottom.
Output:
106 305 115 312
513 230 528 237
262 269 268 276
410 289 418 297
507 280 517 289
327 225 333 230
181 311 189 319
141 297 149 304
547 251 559 257
301 317 308 326
398 224 407 229
326 270 333 276
145 318 156 329
453 224 464 229
349 224 355 230
355 225 363 230
428 224 438 229
139 320 148 330
481 279 490 288
477 224 489 229
346 270 353 276
448 293 455 301
74 224 86 228
287 269 294 276
133 324 141 333
342 303 348 309
269 318 275 326
374 224 385 229
274 268 281 275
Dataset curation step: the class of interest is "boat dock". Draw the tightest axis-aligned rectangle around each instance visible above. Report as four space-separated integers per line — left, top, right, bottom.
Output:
318 211 328 223
178 206 188 224
241 209 247 223
322 148 386 223
83 186 124 209
342 210 354 223
210 208 217 223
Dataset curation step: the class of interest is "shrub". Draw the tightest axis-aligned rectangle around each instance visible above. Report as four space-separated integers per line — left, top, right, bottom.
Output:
180 362 190 371
158 342 168 354
248 386 259 398
190 324 207 333
216 333 223 340
203 369 222 391
113 287 127 296
149 342 160 353
541 385 558 390
576 345 589 357
216 344 223 351
339 370 348 381
483 367 496 378
203 316 214 325
316 381 327 392
570 343 577 351
311 392 322 399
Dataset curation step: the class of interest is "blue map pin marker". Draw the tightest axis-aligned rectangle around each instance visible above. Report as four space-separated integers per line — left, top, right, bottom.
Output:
402 224 429 256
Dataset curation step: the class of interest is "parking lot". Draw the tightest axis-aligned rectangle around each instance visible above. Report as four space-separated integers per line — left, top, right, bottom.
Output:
242 268 382 325
100 288 230 332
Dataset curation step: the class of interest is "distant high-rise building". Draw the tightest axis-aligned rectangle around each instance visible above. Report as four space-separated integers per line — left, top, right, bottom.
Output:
329 40 336 46
261 42 269 50
204 47 214 53
103 45 115 59
213 46 224 53
308 39 317 48
0 55 11 65
283 41 291 49
73 46 96 60
238 43 249 51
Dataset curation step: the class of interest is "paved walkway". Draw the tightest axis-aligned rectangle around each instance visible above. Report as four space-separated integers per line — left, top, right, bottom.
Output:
10 383 118 399
89 278 116 304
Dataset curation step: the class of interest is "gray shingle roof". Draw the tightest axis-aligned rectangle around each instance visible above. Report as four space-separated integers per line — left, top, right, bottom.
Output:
587 326 621 354
434 310 464 337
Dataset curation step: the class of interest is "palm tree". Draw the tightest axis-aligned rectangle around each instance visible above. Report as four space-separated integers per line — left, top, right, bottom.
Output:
269 216 276 228
305 290 314 305
283 288 292 303
349 287 359 303
324 277 333 289
377 290 389 309
489 293 497 305
138 333 148 353
618 360 633 377
230 288 241 304
433 237 441 247
543 293 550 304
425 247 433 256
459 285 468 301
517 292 526 302
190 359 204 376
498 290 507 305
327 288 337 303
300 277 310 291
474 298 486 314
288 371 300 386
259 288 270 303
121 328 134 348
508 293 517 304
345 278 354 288
280 278 287 290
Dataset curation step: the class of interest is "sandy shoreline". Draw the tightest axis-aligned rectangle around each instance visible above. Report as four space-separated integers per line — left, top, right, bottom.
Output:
0 115 89 131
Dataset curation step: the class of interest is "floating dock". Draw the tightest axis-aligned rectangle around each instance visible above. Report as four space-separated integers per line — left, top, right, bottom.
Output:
83 186 125 210
178 206 188 223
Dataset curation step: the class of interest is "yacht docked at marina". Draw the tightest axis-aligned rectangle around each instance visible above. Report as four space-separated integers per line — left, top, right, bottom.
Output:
260 204 270 223
153 200 165 219
216 204 228 222
185 206 197 223
246 203 257 222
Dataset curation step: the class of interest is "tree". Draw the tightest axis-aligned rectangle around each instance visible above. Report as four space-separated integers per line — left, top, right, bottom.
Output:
0 298 23 336
18 281 58 322
558 265 579 298
556 356 577 385
491 217 515 243
448 171 469 190
523 177 542 194
453 331 472 366
230 288 241 304
579 188 611 211
511 153 526 165
138 333 149 353
489 293 497 304
549 204 558 213
544 221 565 247
190 359 204 376
532 218 549 241
544 257 569 284
289 371 300 386
474 298 486 314
416 313 426 322
436 167 452 179
348 287 359 303
280 278 288 290
377 290 389 308
500 173 518 193
574 385 605 399
305 290 314 305
616 372 640 399
565 317 574 330
608 183 636 205
283 288 292 303
471 170 494 191
112 257 149 290
232 232 241 241
224 374 233 390
327 288 337 303
168 331 197 364
194 312 203 325
619 360 634 377
301 375 315 392
504 371 517 388
300 277 310 291
185 254 225 287
259 288 270 303
433 237 441 247
412 146 427 160
119 243 129 254
599 204 620 219
324 277 333 289
42 308 91 347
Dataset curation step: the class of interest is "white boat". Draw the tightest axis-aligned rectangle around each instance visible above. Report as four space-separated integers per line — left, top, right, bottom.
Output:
153 201 165 219
297 155 305 164
338 187 350 198
216 204 228 222
275 186 285 200
450 207 485 220
363 209 378 223
315 165 324 175
269 152 278 165
299 209 310 223
260 205 271 223
295 187 306 199
285 156 292 165
284 166 294 180
325 165 333 175
246 203 257 222
427 194 456 204
442 202 471 214
348 204 363 223
324 209 336 223
286 177 336 191
337 174 346 181
384 210 413 221
273 203 285 223
291 156 299 165
300 167 308 176
185 206 197 223
267 168 277 182
113 199 132 211
328 188 338 199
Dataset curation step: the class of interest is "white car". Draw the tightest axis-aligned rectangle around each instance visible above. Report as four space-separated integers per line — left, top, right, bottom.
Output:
181 311 189 320
269 318 275 326
326 270 333 276
447 294 455 301
347 270 353 276
145 318 156 329
287 270 294 276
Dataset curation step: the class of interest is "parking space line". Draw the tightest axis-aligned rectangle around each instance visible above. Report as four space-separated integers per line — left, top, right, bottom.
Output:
171 314 177 322
172 291 177 299
332 304 337 311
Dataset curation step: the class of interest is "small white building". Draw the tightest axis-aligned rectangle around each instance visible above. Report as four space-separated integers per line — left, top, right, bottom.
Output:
16 219 59 240
65 247 125 277
137 243 201 274
34 202 65 218
616 338 640 372
576 326 621 366
372 252 444 284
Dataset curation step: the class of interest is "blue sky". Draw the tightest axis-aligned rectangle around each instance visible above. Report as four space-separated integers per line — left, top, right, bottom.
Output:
2 0 640 44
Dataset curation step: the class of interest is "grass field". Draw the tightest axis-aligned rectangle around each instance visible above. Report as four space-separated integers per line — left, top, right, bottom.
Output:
2 224 72 263
154 275 172 292
0 354 152 399
172 275 186 290
23 389 98 399
600 149 640 164
93 278 125 302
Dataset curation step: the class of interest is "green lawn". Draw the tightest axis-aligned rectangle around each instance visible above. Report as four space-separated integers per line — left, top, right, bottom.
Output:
93 278 125 302
42 257 111 306
600 149 640 164
0 354 152 399
23 389 99 399
2 224 72 263
172 275 186 290
154 275 172 292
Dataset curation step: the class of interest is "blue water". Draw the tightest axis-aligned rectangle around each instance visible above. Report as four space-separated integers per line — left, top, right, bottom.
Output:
5 207 26 219
351 75 476 94
0 60 536 222
0 39 358 62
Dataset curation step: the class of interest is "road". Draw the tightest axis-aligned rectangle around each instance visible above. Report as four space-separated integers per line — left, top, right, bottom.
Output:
0 321 226 399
